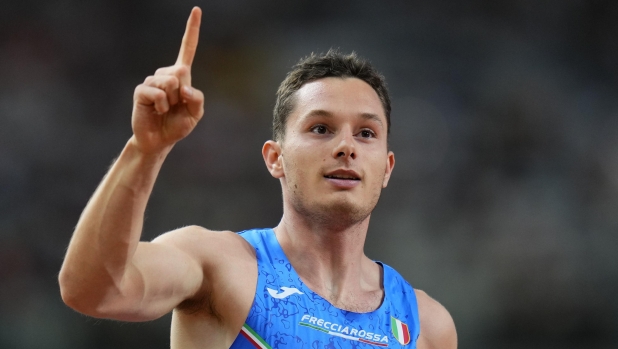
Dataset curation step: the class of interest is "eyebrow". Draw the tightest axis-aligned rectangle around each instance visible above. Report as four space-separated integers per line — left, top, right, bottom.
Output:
301 109 384 128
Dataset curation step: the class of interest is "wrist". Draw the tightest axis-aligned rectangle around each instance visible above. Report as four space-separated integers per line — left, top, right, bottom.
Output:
114 137 173 178
107 137 171 191
127 135 174 160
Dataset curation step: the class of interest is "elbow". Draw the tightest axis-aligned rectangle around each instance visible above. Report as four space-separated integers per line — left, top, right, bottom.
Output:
58 267 73 305
58 267 110 317
58 267 89 313
58 267 135 320
60 288 83 313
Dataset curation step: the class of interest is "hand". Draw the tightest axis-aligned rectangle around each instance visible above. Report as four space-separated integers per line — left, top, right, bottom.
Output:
130 7 204 154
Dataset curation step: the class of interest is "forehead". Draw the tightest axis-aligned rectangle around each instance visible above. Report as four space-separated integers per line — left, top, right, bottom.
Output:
290 77 386 124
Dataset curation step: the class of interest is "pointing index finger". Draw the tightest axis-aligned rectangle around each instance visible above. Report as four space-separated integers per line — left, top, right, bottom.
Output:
176 7 202 67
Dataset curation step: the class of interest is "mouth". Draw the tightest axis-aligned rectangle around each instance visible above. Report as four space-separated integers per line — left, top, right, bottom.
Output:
323 170 361 181
324 174 360 180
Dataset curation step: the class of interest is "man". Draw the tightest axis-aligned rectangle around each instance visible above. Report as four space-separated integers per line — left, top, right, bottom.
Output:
59 7 456 349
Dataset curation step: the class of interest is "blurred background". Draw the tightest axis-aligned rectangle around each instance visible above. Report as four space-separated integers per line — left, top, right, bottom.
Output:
1 0 617 348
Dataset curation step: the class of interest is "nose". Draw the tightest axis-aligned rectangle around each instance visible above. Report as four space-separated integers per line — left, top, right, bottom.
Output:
332 129 356 160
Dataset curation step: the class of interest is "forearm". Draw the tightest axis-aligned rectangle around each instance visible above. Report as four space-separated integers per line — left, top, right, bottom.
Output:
59 137 172 310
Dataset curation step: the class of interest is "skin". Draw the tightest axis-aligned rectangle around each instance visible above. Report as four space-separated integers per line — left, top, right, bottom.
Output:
58 6 457 349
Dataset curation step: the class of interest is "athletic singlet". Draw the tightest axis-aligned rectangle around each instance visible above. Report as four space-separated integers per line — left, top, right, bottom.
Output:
229 228 420 349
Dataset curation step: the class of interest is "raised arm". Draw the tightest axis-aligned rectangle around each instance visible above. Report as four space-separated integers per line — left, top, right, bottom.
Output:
59 7 208 321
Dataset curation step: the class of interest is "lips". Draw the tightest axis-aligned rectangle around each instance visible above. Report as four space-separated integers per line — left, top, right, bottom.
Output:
323 169 361 189
324 169 361 180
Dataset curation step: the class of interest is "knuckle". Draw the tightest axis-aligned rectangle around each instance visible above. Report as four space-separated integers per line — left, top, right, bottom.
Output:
154 90 167 101
164 76 180 89
133 84 145 96
175 65 189 77
154 66 171 75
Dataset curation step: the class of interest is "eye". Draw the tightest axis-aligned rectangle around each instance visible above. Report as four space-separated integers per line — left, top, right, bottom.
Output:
359 129 376 138
311 125 328 134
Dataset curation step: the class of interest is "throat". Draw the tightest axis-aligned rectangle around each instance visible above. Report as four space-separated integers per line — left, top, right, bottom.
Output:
273 216 384 312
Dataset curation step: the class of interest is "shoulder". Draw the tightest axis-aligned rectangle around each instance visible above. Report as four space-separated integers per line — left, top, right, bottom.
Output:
152 226 258 319
151 225 256 263
415 289 457 349
151 225 238 244
151 226 257 297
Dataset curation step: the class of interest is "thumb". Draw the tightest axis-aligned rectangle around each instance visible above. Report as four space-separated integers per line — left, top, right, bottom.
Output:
182 86 204 119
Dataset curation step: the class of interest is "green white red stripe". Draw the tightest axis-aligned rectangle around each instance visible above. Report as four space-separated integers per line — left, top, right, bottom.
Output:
391 316 411 345
299 322 388 347
240 323 272 349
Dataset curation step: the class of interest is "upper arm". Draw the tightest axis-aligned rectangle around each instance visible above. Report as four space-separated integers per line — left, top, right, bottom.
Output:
415 289 457 349
95 225 251 322
92 226 206 321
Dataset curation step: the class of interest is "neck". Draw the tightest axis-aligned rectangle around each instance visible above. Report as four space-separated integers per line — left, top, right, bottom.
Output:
273 204 381 308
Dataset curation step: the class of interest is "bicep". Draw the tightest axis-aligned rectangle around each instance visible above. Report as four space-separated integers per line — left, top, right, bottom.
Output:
97 232 204 321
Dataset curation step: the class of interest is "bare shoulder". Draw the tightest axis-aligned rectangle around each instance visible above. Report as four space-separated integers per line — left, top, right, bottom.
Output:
415 289 457 349
153 226 257 317
151 226 257 309
151 225 256 263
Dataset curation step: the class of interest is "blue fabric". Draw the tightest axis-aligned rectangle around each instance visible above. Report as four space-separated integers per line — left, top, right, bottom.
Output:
230 228 420 348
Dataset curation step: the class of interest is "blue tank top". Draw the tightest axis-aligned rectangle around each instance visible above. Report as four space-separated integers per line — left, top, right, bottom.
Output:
229 228 420 349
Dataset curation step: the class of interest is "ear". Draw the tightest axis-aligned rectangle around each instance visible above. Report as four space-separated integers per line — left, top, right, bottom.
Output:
382 151 395 188
262 140 284 179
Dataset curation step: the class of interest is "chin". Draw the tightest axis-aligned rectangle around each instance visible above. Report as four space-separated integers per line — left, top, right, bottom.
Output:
295 197 374 229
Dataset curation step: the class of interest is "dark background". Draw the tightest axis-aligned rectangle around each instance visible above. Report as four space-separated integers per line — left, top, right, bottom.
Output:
1 0 617 348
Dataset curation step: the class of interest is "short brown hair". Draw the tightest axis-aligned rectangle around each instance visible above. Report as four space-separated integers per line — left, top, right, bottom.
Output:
273 49 391 141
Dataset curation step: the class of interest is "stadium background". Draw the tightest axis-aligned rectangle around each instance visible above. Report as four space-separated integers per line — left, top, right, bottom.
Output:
1 1 617 348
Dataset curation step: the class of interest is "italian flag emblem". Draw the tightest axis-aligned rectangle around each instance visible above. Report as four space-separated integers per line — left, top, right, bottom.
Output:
391 316 411 345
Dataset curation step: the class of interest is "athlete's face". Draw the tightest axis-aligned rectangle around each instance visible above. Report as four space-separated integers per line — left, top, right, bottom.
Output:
264 77 395 226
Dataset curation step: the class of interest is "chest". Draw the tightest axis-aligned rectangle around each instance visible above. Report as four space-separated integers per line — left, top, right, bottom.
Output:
230 283 416 349
306 284 384 314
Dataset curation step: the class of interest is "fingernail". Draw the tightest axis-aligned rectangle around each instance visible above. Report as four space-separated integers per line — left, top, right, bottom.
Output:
183 86 193 97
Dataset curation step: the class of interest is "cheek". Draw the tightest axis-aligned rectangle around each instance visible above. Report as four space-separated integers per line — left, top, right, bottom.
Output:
287 144 323 168
367 158 388 185
283 151 311 182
